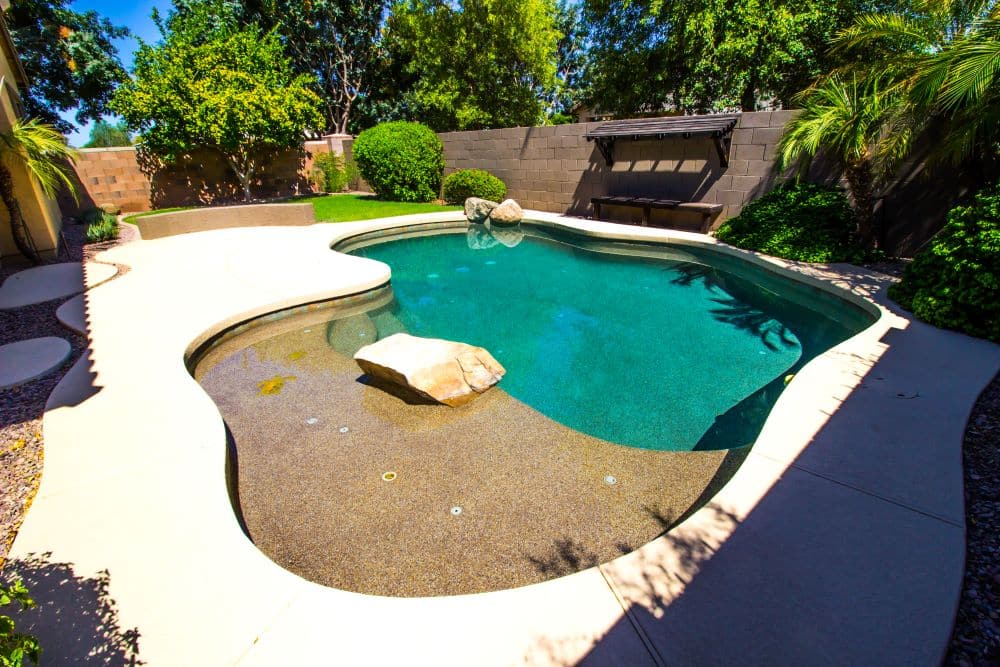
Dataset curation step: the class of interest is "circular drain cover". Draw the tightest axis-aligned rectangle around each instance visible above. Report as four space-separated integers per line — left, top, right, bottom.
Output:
451 506 462 516
382 471 397 482
604 475 617 485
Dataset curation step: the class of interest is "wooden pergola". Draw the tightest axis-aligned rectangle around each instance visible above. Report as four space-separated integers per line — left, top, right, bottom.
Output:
584 114 740 168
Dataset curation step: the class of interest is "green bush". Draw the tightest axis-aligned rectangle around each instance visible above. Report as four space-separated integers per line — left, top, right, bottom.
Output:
715 182 875 263
888 185 1000 342
352 121 444 202
1 579 41 666
83 209 119 243
442 169 507 204
311 151 354 194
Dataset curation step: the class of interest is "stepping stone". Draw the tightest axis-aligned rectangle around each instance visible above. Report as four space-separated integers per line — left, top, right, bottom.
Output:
0 262 116 309
56 294 87 334
0 337 72 389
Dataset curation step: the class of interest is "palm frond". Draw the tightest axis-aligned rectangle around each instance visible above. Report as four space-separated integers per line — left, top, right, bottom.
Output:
935 21 1000 109
832 13 941 55
0 119 79 199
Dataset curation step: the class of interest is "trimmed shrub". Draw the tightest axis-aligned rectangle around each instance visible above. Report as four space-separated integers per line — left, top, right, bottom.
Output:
442 169 507 204
83 208 119 243
352 121 444 202
312 153 358 192
889 184 1000 342
715 182 875 263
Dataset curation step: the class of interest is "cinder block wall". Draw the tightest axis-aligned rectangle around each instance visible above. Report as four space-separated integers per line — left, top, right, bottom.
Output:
61 140 336 214
434 111 796 228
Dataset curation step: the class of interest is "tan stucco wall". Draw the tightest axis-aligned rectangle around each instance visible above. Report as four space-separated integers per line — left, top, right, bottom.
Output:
131 203 315 240
0 22 64 262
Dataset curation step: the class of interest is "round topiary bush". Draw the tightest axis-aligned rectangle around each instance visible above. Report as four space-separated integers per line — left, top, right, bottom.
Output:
442 169 507 204
352 121 444 202
888 184 1000 342
715 182 874 263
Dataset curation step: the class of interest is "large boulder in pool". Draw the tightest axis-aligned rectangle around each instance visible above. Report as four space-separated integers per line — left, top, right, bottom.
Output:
354 333 505 407
465 197 498 224
488 199 523 225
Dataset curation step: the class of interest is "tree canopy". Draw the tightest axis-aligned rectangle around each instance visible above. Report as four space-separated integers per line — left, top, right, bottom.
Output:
6 0 129 132
110 13 323 201
582 0 864 114
82 119 132 147
386 0 562 131
255 0 388 134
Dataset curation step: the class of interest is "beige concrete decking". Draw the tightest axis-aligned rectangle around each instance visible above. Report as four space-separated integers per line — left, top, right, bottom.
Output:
7 211 1000 665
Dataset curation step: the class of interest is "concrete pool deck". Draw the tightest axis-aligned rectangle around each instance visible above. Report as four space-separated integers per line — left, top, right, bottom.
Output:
7 211 1000 665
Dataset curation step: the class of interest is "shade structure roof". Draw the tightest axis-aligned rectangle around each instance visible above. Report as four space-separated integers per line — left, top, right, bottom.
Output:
584 114 740 166
584 114 740 141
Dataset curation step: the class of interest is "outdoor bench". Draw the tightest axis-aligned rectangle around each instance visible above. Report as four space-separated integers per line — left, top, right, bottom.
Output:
591 196 724 231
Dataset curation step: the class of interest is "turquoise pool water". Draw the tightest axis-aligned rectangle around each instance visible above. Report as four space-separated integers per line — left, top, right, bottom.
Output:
346 223 873 451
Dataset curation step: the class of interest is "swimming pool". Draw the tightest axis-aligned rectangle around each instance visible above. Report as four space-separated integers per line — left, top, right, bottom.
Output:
191 220 875 595
343 222 873 451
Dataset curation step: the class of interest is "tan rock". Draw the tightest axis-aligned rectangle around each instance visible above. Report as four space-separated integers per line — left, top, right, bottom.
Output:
464 197 498 223
488 199 523 225
354 333 505 406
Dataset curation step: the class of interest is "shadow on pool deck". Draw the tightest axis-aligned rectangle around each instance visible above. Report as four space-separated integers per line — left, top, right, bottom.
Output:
520 306 1000 666
3 553 143 666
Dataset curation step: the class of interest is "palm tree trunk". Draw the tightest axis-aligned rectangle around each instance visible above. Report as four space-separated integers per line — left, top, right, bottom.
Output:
0 164 41 264
845 159 878 249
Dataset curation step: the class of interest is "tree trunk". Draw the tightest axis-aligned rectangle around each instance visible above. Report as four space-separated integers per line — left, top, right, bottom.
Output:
845 159 878 249
0 164 41 264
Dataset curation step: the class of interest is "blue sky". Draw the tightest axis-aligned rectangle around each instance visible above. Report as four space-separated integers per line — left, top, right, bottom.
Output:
60 0 170 146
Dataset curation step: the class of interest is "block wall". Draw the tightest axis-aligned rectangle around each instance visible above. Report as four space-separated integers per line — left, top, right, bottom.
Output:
433 111 796 229
61 140 337 214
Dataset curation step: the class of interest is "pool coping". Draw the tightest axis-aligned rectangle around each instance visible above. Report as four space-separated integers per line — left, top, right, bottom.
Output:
9 211 1000 665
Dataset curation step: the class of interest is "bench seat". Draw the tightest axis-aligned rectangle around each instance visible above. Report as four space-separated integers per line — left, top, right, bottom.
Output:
591 196 723 230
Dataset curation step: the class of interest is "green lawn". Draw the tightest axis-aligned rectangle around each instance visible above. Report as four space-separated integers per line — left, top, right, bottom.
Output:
302 194 460 222
121 207 194 225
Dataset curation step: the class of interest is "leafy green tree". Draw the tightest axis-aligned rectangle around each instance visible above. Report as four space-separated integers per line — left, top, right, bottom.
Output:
583 0 863 114
0 119 78 264
111 21 323 201
255 0 389 134
386 0 561 131
547 0 588 119
82 119 131 148
6 0 129 133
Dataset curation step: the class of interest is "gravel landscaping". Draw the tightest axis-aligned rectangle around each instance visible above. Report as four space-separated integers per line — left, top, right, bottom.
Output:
0 221 135 567
1 228 997 656
948 372 1000 665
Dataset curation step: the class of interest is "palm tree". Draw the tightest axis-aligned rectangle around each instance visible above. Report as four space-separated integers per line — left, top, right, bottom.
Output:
777 0 1000 249
829 0 1000 168
776 75 911 248
910 13 1000 166
0 118 78 264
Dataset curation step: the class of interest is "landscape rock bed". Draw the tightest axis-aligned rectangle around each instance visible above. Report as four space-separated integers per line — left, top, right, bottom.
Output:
947 372 1000 666
0 221 135 567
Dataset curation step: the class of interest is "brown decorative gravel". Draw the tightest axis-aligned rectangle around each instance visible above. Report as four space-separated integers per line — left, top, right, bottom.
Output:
947 371 1000 666
0 220 134 568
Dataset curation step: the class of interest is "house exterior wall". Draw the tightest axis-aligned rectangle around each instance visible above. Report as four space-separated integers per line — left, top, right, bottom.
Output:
0 19 64 263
